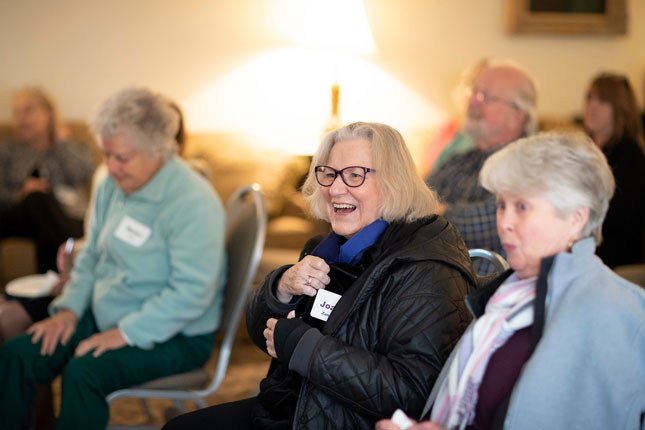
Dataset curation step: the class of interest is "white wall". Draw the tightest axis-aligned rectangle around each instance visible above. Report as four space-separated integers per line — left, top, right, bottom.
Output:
1 0 643 158
365 0 645 116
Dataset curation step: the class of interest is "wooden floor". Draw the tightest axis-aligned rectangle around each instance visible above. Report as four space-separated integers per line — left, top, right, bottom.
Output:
51 321 271 428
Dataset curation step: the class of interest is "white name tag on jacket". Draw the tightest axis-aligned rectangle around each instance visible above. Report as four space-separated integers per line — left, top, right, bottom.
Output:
114 215 151 247
310 289 342 322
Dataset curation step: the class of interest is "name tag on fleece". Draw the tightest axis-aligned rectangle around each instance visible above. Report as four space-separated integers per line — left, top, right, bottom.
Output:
310 289 342 322
114 215 151 247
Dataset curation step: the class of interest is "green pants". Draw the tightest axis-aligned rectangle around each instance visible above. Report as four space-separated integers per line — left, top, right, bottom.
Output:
0 311 213 430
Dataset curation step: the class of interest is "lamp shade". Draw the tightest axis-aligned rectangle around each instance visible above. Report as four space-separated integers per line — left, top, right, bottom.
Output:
274 0 377 57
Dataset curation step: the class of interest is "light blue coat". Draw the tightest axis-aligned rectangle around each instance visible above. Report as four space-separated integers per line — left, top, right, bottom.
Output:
423 238 645 429
51 157 226 349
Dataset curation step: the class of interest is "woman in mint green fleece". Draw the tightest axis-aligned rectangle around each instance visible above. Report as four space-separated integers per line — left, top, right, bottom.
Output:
0 87 226 430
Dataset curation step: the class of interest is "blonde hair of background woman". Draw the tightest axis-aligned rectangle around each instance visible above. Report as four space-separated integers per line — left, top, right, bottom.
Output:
303 121 440 223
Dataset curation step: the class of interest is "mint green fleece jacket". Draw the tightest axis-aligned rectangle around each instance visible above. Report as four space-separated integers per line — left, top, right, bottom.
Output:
50 157 226 349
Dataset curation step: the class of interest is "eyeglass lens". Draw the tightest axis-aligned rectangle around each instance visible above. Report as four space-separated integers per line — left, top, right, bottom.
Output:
315 166 368 187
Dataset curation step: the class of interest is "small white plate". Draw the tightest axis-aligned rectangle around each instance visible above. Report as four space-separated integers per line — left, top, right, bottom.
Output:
5 271 59 298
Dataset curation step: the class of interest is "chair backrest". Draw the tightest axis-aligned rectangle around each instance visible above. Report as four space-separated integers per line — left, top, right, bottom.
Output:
468 248 509 274
204 184 267 393
468 248 510 289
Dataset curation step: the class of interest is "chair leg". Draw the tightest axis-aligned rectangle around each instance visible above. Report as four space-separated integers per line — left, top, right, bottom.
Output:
138 399 153 423
193 398 207 410
171 399 185 412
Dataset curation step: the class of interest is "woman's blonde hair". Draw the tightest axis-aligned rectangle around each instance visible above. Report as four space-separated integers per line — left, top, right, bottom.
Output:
480 131 615 244
12 86 60 145
302 122 439 223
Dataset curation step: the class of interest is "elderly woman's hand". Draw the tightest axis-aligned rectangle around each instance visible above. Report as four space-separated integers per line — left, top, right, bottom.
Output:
276 256 330 304
74 328 127 358
20 177 49 199
27 309 78 356
375 418 446 430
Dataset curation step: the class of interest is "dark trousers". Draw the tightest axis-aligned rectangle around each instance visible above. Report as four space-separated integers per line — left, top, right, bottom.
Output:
0 311 213 430
0 191 83 273
163 397 258 430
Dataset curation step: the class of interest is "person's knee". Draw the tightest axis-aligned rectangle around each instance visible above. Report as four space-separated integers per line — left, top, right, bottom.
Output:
0 300 33 342
2 332 38 357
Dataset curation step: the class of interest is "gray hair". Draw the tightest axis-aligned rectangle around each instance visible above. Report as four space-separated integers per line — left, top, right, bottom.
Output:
480 131 615 244
302 122 439 223
92 87 179 160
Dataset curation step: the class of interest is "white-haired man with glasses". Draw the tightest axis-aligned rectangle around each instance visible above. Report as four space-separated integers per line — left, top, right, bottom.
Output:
426 61 537 273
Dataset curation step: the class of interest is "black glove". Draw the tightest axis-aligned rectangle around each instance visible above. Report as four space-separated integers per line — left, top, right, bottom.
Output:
273 317 311 364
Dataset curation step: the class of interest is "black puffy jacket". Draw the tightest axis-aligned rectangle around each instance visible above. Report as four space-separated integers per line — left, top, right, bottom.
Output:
246 215 476 429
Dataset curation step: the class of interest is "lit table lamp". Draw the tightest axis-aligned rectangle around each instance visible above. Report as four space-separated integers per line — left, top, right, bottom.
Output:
278 0 377 134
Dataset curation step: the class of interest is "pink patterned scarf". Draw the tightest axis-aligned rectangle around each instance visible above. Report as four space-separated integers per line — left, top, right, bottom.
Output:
431 274 537 429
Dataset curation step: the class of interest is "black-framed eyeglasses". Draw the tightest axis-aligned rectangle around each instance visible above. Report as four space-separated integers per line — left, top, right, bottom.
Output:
470 89 520 110
314 165 375 187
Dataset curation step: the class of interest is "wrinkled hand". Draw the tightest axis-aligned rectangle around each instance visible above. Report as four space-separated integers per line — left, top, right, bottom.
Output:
75 328 127 358
375 419 445 430
20 178 49 199
276 256 330 303
56 241 77 275
49 274 69 296
27 309 78 356
50 242 77 296
264 310 295 358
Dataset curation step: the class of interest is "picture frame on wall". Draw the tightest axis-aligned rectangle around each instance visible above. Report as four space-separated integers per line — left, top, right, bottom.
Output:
506 0 627 35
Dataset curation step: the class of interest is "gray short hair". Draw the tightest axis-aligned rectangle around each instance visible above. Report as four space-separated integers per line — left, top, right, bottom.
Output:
480 131 615 244
302 122 439 223
92 87 179 160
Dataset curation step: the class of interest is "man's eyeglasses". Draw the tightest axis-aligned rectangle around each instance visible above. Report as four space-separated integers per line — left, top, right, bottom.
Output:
470 89 520 110
314 165 375 187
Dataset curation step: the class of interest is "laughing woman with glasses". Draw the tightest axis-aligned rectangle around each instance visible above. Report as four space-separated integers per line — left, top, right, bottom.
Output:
164 122 477 430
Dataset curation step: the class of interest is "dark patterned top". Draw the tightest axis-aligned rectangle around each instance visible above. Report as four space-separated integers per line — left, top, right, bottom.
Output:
426 148 503 274
0 139 97 217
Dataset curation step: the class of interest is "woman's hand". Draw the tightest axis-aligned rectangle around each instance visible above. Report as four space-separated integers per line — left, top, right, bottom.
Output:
50 240 77 296
27 309 78 356
20 178 49 199
264 310 295 358
375 419 446 430
276 256 330 303
75 328 127 358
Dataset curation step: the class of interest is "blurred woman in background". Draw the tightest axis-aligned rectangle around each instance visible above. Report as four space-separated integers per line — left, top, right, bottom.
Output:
0 87 97 273
583 72 645 268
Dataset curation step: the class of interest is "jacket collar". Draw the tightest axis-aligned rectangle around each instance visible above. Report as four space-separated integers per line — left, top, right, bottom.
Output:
114 156 180 203
468 237 598 342
322 215 477 335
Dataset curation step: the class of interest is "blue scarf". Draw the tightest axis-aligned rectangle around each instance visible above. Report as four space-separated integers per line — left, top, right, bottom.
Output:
311 219 389 265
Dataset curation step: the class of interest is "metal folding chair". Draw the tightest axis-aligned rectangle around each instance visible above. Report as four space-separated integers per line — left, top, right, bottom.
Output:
106 184 267 429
